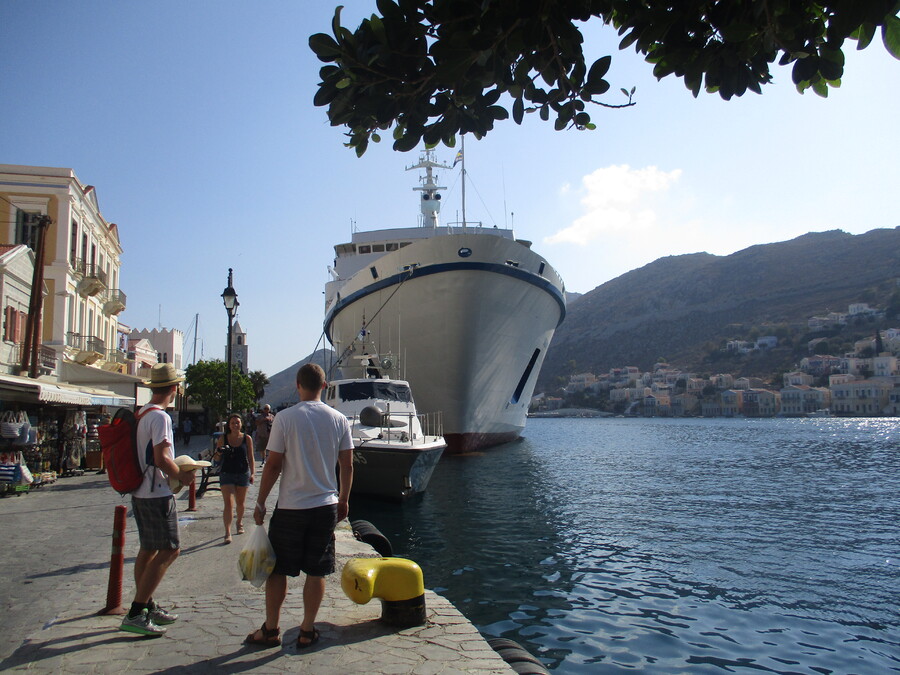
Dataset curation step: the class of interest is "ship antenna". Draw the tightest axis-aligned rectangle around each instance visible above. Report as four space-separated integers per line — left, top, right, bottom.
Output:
407 148 451 229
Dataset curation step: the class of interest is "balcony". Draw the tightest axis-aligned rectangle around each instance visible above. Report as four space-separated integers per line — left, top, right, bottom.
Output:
101 348 132 374
73 258 108 297
102 289 127 316
66 332 105 365
11 343 58 376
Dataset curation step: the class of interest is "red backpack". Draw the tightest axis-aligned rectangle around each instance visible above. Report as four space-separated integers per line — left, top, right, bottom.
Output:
98 407 153 495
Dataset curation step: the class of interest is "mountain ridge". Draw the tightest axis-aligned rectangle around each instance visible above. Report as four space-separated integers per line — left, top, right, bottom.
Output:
539 227 900 387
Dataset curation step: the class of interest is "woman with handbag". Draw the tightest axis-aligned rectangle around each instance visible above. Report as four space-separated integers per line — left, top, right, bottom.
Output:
213 414 255 544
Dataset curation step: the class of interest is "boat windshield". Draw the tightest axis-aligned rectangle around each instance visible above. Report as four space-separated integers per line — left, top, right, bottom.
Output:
338 381 412 403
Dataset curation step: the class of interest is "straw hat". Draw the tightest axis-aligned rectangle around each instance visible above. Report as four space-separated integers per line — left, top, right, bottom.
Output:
169 454 212 494
144 363 185 388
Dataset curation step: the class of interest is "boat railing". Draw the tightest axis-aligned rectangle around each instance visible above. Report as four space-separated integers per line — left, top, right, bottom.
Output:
418 410 443 441
350 410 444 445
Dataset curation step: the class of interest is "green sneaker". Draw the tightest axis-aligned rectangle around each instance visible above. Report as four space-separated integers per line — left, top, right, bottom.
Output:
120 608 166 637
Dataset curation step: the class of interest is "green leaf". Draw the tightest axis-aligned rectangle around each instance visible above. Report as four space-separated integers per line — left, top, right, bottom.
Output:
512 97 524 124
488 105 509 120
336 77 351 89
393 132 421 152
883 15 900 59
718 23 756 42
853 22 876 50
586 55 612 89
313 83 338 107
309 33 342 61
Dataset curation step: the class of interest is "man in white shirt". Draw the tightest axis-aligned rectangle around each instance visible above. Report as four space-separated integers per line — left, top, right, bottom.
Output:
120 363 196 637
246 363 353 649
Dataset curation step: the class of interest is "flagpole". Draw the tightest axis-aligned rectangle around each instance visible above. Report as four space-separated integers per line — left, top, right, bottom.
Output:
461 136 466 228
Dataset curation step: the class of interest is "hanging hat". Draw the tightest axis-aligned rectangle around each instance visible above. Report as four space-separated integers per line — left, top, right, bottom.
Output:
144 363 185 388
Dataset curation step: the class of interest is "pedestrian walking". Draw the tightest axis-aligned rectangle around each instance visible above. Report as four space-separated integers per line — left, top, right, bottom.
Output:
120 363 196 637
254 404 274 465
182 417 192 447
245 363 353 648
213 413 255 544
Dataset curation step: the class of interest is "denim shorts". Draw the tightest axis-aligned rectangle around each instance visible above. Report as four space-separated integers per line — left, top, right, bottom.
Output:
219 471 250 487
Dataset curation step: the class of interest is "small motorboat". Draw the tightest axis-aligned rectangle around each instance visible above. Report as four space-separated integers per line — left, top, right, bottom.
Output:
325 334 445 500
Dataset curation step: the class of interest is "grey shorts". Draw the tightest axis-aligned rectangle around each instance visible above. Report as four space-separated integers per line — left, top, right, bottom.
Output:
269 505 338 577
132 495 180 550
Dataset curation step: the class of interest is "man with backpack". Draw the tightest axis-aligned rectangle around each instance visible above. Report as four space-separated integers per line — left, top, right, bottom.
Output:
120 363 196 637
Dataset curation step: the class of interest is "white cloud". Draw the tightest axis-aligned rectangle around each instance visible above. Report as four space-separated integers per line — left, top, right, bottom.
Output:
544 165 682 245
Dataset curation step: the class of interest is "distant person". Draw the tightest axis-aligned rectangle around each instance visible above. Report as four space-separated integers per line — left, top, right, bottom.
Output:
120 363 196 637
213 414 255 544
182 417 192 447
254 404 275 465
245 363 353 649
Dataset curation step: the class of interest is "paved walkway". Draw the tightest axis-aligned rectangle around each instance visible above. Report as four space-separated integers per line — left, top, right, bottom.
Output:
0 464 513 674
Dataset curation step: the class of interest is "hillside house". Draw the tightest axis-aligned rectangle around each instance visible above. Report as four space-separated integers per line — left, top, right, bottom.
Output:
830 379 892 416
780 385 831 416
742 389 780 417
720 389 743 417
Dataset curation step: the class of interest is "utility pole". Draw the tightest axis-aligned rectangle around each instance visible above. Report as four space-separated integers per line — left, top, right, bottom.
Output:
20 214 52 378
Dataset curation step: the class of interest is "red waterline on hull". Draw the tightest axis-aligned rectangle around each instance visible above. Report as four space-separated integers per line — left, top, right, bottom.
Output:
443 431 521 454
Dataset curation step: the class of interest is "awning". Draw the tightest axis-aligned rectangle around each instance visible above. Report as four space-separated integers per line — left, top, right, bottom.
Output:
89 394 135 407
37 384 93 406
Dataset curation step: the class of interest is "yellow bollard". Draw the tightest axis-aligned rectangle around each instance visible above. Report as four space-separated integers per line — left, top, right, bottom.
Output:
341 557 426 627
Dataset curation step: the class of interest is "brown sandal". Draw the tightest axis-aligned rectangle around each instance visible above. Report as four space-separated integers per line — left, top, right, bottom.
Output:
296 627 319 649
244 622 281 647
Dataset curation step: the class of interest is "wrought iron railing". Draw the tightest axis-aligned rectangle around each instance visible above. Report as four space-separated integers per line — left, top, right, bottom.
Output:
66 332 105 353
72 258 108 286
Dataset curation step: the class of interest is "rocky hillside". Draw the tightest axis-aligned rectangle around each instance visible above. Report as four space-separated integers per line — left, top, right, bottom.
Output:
538 227 900 388
262 348 334 409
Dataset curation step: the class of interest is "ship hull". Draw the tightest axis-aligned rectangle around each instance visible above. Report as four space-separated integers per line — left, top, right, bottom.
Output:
326 233 565 453
351 443 445 500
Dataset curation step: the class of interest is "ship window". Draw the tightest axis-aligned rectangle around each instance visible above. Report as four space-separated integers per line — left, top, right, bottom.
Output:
539 262 545 275
372 244 385 252
359 245 371 254
400 242 411 248
510 349 541 405
339 381 412 403
386 242 398 251
370 267 378 279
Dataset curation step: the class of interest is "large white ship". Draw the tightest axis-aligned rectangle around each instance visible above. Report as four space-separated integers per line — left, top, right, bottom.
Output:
323 150 565 453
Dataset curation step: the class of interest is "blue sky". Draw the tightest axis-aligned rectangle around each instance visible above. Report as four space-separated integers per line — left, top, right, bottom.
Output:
3 2 897 380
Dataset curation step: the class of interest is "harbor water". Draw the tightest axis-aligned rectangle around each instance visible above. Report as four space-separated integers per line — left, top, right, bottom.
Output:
352 417 899 673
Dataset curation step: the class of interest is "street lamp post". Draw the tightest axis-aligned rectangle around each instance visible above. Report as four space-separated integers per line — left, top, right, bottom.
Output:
221 268 239 413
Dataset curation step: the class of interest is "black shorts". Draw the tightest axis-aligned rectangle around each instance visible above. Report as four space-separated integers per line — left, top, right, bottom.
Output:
268 505 338 577
132 495 180 550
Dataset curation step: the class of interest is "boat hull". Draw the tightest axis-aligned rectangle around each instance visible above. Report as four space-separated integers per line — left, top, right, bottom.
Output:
351 443 445 500
326 233 565 453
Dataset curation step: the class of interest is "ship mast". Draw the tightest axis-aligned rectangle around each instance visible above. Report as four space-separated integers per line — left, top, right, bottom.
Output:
460 136 466 229
406 149 451 228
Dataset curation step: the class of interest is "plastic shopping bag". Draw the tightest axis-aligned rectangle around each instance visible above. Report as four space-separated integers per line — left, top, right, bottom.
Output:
238 526 276 588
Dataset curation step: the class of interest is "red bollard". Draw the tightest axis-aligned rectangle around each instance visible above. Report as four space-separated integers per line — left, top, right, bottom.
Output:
98 504 127 615
186 480 198 512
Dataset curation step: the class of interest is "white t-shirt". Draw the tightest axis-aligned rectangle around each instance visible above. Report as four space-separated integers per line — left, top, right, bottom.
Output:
267 401 353 510
132 404 174 499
